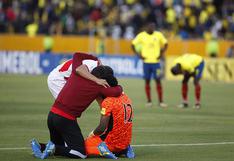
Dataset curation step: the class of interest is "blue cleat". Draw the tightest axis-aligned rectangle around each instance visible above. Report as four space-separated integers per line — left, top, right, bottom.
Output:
41 141 55 159
125 145 135 158
98 142 118 159
30 138 42 159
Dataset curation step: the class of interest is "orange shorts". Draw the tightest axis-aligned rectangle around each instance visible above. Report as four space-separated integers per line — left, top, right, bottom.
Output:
85 136 125 156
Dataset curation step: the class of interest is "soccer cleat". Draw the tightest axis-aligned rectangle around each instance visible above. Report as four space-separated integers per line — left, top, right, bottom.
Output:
30 138 42 159
125 145 135 159
159 102 168 108
177 102 188 108
41 141 55 159
145 102 153 107
194 103 201 109
98 142 118 159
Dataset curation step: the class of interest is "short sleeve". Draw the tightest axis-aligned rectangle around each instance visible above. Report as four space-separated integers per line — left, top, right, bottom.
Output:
82 60 98 72
101 98 114 116
132 32 143 46
158 32 167 47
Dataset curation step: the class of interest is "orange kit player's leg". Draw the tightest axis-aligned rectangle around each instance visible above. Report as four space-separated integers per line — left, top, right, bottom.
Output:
85 136 102 156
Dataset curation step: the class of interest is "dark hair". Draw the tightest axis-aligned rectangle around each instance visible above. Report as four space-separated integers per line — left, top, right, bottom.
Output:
171 64 182 75
91 65 118 87
91 65 114 78
105 75 118 87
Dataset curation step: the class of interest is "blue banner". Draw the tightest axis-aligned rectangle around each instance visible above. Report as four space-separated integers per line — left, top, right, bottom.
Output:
99 54 143 78
0 51 143 78
0 51 72 74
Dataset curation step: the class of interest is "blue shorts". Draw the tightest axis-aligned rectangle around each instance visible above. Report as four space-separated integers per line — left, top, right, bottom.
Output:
195 61 205 79
143 63 161 80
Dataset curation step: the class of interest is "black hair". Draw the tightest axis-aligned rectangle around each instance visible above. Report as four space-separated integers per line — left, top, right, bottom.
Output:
91 65 114 78
171 64 182 75
91 65 118 87
105 75 118 87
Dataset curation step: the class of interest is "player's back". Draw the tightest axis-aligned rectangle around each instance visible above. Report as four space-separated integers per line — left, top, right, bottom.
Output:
103 93 133 151
48 59 73 81
174 54 203 73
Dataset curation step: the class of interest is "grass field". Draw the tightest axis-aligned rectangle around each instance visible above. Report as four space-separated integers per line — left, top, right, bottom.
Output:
0 74 234 161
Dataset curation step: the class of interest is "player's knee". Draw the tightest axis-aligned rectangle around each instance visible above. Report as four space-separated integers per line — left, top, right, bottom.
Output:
193 78 200 85
193 80 199 85
182 79 189 84
155 78 161 84
145 79 150 84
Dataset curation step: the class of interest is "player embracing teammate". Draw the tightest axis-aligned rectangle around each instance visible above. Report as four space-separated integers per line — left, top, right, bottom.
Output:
30 52 135 160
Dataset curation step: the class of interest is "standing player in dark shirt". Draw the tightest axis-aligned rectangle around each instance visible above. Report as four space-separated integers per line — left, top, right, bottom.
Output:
30 53 122 159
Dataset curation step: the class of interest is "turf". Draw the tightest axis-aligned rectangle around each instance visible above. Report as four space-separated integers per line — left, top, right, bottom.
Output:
0 74 234 161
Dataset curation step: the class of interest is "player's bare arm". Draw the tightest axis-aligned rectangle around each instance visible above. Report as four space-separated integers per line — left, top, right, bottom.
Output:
76 64 109 88
131 44 145 60
96 96 104 109
159 43 168 59
91 115 110 136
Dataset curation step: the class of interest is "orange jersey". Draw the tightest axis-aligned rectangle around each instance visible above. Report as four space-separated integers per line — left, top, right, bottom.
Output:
100 93 133 151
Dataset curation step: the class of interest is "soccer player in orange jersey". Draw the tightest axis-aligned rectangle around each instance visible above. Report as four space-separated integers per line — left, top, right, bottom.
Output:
85 76 135 159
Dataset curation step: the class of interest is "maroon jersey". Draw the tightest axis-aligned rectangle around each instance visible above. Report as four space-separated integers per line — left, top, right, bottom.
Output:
51 52 122 119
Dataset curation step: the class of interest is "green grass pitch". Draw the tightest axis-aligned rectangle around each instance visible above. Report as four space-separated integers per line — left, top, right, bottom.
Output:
0 74 234 161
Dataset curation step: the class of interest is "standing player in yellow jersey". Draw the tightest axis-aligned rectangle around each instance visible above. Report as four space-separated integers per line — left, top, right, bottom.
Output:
171 54 205 109
132 22 168 107
84 76 134 159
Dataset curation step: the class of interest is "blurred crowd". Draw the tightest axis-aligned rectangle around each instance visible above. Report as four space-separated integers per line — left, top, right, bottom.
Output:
0 0 233 39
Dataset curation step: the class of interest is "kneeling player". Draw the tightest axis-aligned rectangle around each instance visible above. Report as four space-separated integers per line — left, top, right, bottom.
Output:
171 53 205 109
85 77 135 159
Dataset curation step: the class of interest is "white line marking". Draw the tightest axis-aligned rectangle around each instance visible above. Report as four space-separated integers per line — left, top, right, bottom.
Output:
132 142 234 147
0 141 234 151
0 147 29 151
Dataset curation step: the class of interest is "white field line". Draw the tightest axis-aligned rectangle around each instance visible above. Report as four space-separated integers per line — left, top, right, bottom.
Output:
132 141 234 147
0 147 29 150
0 141 234 151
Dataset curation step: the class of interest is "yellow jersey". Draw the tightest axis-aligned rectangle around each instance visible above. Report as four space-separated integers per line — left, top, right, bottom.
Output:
132 31 167 63
173 54 203 73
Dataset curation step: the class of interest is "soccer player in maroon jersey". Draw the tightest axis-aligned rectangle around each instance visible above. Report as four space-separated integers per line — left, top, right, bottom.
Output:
30 52 122 159
47 57 105 99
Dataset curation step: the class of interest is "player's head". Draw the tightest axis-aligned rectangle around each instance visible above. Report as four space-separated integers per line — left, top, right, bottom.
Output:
146 21 155 34
105 75 118 87
171 64 182 75
91 65 118 87
91 65 114 78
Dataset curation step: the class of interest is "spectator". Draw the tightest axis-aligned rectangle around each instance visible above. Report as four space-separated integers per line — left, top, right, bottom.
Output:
95 28 106 55
206 37 220 58
26 22 38 37
0 0 233 40
43 33 54 53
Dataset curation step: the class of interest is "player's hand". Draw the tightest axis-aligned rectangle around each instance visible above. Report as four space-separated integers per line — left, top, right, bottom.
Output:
156 55 161 60
97 59 102 65
96 79 110 88
139 55 145 60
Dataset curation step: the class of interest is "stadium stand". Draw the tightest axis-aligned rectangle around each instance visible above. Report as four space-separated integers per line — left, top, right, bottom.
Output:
0 0 233 39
